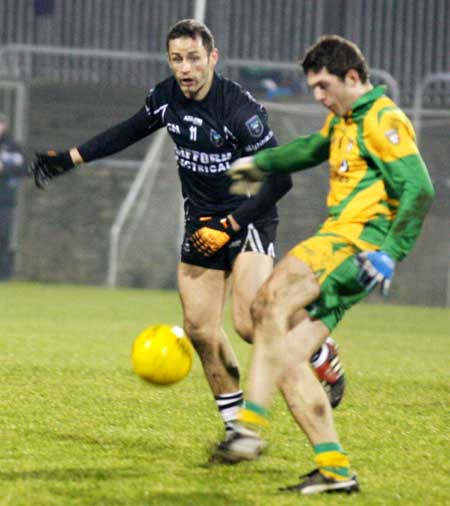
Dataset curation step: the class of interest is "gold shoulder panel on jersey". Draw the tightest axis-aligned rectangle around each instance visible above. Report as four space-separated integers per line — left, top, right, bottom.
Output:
363 97 419 162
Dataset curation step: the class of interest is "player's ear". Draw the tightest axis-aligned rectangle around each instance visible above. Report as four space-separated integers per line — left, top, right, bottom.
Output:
210 48 219 65
344 68 360 87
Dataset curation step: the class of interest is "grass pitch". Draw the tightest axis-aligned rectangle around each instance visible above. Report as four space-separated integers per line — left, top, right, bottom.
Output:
1 282 449 506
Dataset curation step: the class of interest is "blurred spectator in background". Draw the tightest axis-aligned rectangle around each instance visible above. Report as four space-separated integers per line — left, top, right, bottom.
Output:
239 67 305 100
0 113 27 279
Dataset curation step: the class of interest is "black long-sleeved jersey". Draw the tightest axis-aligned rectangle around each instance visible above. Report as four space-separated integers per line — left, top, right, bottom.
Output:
78 73 292 226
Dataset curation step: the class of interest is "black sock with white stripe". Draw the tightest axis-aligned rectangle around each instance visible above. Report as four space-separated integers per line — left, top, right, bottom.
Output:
215 390 244 434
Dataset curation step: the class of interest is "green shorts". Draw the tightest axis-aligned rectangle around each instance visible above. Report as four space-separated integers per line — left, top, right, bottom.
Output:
288 233 370 331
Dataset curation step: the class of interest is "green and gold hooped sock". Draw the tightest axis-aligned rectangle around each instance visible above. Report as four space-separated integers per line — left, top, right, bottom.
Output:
238 400 269 427
313 442 351 481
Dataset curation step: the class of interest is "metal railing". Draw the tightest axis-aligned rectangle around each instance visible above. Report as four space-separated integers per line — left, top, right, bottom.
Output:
1 0 449 106
106 130 167 288
0 44 402 106
0 43 169 86
410 72 450 145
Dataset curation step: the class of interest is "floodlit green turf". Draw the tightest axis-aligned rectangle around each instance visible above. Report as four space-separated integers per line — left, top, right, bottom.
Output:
1 281 449 506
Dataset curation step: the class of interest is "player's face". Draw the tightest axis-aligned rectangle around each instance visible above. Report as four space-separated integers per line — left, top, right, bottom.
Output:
168 35 218 100
307 68 358 116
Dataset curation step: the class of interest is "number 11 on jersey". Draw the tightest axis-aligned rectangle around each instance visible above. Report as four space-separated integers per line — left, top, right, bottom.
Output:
189 125 197 141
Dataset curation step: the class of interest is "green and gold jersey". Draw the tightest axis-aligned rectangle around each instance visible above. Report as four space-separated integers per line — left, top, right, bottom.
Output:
254 86 435 261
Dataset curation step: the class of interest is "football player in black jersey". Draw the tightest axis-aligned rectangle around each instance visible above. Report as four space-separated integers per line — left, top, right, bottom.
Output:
29 19 345 448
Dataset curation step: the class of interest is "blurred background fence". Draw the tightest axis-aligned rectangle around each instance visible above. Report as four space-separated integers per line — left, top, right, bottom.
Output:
0 0 449 306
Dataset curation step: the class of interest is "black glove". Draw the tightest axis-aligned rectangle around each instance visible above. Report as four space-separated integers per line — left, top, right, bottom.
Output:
28 150 75 189
191 217 237 257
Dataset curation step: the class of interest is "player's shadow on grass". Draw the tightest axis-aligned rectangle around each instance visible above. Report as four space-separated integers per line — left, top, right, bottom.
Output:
37 430 167 453
0 466 141 482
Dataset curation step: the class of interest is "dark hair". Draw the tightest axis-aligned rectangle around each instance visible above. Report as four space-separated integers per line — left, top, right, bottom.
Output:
166 19 215 54
302 35 369 83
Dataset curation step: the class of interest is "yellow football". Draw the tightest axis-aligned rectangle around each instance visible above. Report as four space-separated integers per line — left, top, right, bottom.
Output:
131 324 194 385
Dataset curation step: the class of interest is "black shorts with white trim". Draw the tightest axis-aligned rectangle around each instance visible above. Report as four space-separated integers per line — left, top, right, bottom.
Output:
181 216 277 271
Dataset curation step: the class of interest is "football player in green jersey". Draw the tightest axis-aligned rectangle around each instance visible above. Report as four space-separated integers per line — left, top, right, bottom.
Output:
217 35 435 495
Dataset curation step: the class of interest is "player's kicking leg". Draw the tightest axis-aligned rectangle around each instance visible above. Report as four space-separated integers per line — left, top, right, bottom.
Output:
213 255 359 494
232 248 346 410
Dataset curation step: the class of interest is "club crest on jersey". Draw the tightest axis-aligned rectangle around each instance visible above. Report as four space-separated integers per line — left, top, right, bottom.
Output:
210 128 224 147
385 128 400 144
245 115 264 138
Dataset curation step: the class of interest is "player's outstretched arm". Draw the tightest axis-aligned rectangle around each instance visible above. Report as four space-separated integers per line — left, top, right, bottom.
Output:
228 156 267 196
29 107 154 189
29 149 82 189
229 132 330 196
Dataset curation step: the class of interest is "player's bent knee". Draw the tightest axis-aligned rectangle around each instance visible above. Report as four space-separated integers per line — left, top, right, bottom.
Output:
183 320 216 352
250 290 272 326
250 285 285 328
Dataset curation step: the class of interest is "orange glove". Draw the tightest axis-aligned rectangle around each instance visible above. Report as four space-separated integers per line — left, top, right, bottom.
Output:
191 217 236 257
